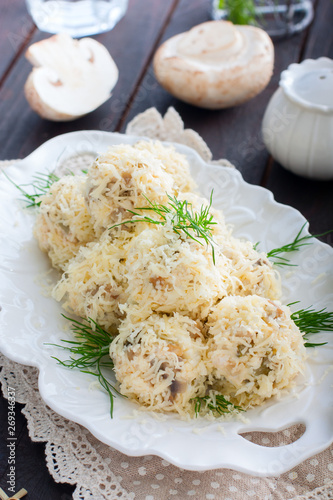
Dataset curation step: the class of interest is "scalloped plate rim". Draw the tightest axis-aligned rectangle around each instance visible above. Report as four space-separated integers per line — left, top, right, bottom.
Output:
0 130 332 476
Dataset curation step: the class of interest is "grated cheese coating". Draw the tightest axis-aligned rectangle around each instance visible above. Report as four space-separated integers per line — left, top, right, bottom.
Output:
110 312 207 416
218 238 282 300
85 143 179 236
52 226 143 334
133 140 196 193
206 295 306 408
123 220 233 322
178 192 281 301
34 175 95 270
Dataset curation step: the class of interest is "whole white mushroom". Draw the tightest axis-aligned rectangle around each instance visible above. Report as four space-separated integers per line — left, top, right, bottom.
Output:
153 20 274 109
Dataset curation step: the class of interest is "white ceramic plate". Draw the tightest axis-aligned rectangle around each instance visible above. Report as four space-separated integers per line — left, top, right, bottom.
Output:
0 131 332 476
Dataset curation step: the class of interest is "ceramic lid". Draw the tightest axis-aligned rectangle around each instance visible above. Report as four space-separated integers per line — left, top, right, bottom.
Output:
280 57 333 114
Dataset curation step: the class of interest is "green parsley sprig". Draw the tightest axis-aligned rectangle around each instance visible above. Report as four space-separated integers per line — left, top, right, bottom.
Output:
110 191 218 264
47 315 121 417
192 394 243 418
289 302 333 348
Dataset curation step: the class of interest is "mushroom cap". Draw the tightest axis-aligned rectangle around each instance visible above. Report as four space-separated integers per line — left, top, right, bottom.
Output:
24 33 118 121
153 21 274 109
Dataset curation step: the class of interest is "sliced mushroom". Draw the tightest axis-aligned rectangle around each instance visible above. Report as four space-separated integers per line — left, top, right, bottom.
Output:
24 33 118 121
170 379 187 398
153 20 274 109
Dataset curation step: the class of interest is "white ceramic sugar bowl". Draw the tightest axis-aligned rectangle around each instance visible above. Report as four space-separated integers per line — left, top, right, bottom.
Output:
262 57 333 179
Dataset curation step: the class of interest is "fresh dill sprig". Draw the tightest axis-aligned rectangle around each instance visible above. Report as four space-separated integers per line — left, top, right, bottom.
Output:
3 170 59 207
4 167 87 207
289 302 333 348
47 315 120 417
258 223 333 267
267 223 311 266
110 191 218 264
192 394 243 418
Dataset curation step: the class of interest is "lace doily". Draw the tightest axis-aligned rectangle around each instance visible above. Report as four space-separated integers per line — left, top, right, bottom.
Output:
0 107 332 500
126 106 235 168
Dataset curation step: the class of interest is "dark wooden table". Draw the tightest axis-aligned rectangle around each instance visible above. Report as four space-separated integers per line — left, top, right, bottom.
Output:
0 0 332 497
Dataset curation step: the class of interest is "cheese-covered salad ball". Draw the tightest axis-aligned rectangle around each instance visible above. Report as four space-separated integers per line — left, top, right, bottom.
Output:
85 143 177 236
34 175 95 270
110 312 207 415
219 237 281 300
133 140 196 193
206 295 306 408
124 221 233 322
176 193 281 301
52 227 139 334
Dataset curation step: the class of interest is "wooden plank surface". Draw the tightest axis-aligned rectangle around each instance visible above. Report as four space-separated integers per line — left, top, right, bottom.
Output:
0 0 35 83
0 0 176 161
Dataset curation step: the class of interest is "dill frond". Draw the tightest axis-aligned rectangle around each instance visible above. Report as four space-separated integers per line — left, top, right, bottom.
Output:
253 241 260 251
47 315 121 417
4 167 87 207
3 170 59 207
289 302 333 348
255 223 333 267
192 394 243 418
110 191 217 264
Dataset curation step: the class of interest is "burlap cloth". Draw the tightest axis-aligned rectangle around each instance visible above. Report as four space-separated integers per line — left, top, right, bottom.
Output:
0 108 332 500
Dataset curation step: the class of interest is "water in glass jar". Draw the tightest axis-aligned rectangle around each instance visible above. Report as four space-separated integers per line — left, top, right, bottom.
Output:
26 0 128 37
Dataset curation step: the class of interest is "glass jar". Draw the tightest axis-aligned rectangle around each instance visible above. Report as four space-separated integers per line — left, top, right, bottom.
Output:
211 0 314 38
26 0 128 37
